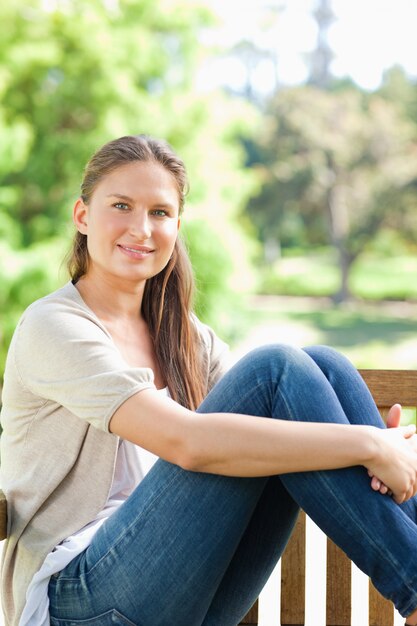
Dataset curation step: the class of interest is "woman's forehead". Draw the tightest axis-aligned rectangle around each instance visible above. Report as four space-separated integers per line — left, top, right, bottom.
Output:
93 161 181 204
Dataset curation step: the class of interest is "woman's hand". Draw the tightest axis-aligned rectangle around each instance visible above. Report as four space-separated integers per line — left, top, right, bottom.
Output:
366 421 417 504
368 403 401 495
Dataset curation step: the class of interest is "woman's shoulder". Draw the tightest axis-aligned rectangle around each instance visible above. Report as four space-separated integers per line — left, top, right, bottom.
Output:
22 281 88 317
18 282 98 328
14 282 108 348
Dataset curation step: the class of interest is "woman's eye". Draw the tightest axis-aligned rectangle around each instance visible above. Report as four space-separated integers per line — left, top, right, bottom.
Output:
114 202 129 210
151 209 167 217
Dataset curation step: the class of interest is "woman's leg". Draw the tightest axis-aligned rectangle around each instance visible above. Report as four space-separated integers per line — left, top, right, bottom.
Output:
199 475 297 626
49 345 304 626
49 345 417 624
304 345 417 522
49 459 283 626
200 345 417 622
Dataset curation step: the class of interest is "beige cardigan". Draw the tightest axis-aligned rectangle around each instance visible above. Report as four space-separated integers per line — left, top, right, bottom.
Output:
0 282 229 625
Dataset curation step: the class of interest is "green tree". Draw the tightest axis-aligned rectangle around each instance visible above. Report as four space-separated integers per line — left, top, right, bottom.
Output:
378 66 417 122
0 0 218 245
0 0 259 386
245 85 417 301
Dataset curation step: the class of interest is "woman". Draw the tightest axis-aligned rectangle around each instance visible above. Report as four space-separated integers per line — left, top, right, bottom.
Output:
2 134 417 626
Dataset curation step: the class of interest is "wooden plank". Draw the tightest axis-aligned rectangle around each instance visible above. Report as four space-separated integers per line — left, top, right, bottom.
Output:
378 407 391 422
359 370 417 407
369 580 394 626
326 538 351 625
281 511 306 626
0 489 7 541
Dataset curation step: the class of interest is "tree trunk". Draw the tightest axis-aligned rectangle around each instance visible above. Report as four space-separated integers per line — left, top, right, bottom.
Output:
326 176 352 302
333 244 352 303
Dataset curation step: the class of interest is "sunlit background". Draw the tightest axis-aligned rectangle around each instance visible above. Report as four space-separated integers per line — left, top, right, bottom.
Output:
2 0 417 387
2 0 417 378
1 3 417 621
199 0 417 92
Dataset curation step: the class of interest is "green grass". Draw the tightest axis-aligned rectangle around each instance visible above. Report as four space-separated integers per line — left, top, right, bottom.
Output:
259 250 417 300
351 255 417 300
235 297 417 368
260 251 339 297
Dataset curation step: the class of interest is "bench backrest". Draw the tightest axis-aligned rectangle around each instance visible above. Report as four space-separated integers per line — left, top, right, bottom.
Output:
240 369 417 626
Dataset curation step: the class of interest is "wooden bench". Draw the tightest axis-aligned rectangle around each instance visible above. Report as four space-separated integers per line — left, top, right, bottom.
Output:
0 369 416 625
240 369 417 626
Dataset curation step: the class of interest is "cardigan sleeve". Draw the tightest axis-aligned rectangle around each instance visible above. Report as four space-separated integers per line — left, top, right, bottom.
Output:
10 297 156 432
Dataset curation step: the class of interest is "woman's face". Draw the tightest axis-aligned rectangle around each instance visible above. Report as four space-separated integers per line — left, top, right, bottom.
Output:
74 160 181 288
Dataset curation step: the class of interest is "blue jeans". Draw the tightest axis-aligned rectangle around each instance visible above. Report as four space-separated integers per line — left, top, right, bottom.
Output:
48 345 417 625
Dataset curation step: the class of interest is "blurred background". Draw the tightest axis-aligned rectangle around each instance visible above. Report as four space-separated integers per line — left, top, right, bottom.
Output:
2 0 417 401
1 4 416 622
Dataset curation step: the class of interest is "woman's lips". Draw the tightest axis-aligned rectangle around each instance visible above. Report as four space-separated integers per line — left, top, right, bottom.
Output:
117 244 154 258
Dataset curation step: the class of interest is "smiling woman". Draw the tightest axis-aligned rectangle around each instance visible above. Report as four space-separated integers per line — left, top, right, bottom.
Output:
73 161 181 296
66 136 205 408
3 135 417 626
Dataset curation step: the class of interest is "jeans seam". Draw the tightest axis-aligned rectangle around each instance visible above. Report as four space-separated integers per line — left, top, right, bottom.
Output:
50 608 138 625
319 472 402 565
222 381 270 415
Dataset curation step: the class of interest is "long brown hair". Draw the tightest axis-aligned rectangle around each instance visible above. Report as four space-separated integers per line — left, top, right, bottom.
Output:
67 135 206 409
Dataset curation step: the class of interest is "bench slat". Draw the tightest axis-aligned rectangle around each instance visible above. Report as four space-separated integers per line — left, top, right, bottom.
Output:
280 512 306 626
326 539 351 625
369 580 394 626
359 369 417 406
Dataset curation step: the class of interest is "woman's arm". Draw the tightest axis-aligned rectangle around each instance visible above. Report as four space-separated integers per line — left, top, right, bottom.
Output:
109 389 417 504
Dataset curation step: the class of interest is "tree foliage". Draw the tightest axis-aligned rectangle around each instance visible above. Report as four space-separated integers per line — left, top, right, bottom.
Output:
1 0 217 244
0 0 258 385
245 84 417 300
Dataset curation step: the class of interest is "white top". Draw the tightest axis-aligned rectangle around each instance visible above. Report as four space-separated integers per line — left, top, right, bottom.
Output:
19 392 165 626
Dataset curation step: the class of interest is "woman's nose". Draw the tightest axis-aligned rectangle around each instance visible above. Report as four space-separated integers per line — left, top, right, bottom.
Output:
129 213 151 240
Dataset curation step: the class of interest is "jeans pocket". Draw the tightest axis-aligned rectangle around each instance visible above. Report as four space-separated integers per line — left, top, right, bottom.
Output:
49 609 137 625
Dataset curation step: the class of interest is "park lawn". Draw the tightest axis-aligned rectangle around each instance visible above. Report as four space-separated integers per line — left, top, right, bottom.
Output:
259 250 417 301
237 294 417 369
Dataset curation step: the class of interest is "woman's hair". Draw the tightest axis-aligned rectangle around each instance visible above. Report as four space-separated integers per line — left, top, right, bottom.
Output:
67 134 207 410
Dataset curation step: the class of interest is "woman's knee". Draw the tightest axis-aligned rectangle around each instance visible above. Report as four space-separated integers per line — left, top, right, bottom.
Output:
303 346 359 390
241 343 309 373
237 345 355 389
304 345 354 370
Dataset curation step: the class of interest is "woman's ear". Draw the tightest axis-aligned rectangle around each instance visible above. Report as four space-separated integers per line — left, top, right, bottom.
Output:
73 198 88 234
177 216 181 231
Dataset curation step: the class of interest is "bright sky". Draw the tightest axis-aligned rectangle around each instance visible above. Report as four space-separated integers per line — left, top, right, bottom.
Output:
199 0 417 93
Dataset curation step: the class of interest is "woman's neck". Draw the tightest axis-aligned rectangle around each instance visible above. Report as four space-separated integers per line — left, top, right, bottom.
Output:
75 273 165 385
75 273 145 322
